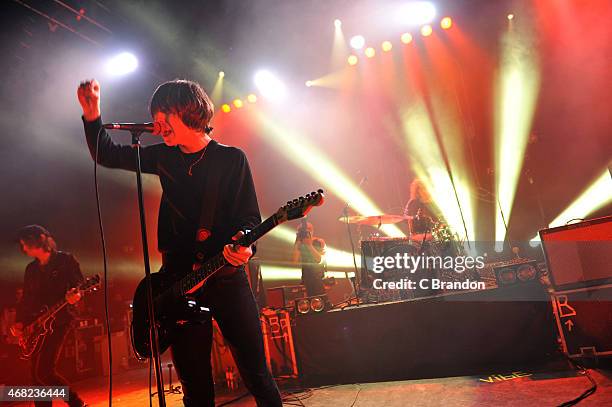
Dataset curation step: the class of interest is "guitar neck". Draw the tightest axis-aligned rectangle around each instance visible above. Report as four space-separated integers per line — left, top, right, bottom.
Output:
175 215 278 296
27 277 99 330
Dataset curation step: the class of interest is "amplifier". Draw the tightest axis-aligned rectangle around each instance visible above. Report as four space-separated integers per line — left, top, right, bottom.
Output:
539 215 612 290
58 323 104 380
551 284 612 359
266 285 306 309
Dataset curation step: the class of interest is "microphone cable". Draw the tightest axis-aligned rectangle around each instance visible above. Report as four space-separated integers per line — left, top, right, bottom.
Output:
94 126 113 406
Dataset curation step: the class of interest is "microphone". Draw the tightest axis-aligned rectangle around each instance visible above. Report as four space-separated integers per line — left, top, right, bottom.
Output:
103 122 162 134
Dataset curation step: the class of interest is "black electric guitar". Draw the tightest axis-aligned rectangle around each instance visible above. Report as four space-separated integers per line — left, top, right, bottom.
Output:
130 189 325 359
18 275 101 359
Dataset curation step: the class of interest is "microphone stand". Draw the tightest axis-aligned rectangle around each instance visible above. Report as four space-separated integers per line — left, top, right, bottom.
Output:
338 203 361 307
131 131 166 407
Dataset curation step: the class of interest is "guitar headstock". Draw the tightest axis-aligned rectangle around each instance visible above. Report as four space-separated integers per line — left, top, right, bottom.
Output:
80 274 101 293
275 189 325 223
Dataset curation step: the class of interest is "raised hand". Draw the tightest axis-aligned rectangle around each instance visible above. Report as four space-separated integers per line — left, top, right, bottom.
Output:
77 78 101 121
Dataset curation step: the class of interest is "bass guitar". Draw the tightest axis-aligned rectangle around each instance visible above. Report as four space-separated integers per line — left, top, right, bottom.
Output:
18 274 101 359
130 189 324 359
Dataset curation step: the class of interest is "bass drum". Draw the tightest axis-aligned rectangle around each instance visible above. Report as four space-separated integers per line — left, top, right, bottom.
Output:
361 240 436 302
381 243 437 300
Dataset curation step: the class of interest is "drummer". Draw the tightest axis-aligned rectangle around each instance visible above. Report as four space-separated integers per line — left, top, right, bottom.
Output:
403 179 441 239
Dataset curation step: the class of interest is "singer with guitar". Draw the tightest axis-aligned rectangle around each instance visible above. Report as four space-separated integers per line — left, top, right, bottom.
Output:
11 225 87 407
78 79 282 406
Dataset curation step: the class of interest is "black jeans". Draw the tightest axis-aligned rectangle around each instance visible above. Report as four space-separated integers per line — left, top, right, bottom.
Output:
31 322 84 407
170 266 282 407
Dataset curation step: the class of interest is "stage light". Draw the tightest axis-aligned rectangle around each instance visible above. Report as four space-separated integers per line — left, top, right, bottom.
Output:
269 224 362 269
530 171 612 244
334 19 342 28
516 264 537 282
498 267 517 284
296 299 310 314
221 104 231 113
495 19 540 251
397 2 436 26
218 71 225 78
493 260 538 285
350 35 365 50
365 47 376 58
295 295 328 314
254 70 287 101
305 80 313 87
247 94 257 103
310 296 326 312
420 24 433 37
382 41 393 52
440 17 452 29
546 170 612 229
401 32 413 44
105 52 138 76
348 55 358 66
233 99 243 108
254 115 406 238
400 101 476 242
507 14 514 20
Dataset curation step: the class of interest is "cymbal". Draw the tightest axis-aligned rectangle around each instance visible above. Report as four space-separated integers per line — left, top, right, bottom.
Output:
338 214 412 225
338 215 367 224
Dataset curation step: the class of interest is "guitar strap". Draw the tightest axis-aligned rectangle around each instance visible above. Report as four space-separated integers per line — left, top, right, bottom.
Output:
192 139 224 267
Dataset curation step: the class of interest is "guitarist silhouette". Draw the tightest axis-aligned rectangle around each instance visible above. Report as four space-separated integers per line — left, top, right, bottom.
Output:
12 225 87 407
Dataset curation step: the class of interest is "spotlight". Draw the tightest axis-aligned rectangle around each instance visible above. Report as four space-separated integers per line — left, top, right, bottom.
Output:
305 80 313 87
516 264 537 282
334 19 342 28
310 297 326 312
397 1 436 26
493 260 539 286
247 94 257 103
350 35 365 50
218 71 225 78
105 52 138 76
221 104 231 113
498 267 517 285
365 47 376 58
294 295 328 314
401 32 413 44
420 24 433 37
381 41 393 52
233 99 243 108
507 14 514 20
254 70 287 101
440 17 452 29
296 298 310 314
347 55 358 66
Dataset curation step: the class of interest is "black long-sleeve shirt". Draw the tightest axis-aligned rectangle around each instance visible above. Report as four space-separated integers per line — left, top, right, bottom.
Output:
82 117 261 265
16 251 84 326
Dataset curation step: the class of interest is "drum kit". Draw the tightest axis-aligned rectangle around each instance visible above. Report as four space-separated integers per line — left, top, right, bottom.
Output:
337 213 453 246
339 212 464 302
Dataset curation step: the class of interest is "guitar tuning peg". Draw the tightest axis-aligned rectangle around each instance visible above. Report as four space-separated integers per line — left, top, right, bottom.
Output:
317 189 323 194
293 199 299 204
